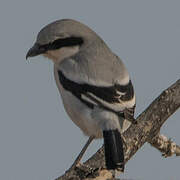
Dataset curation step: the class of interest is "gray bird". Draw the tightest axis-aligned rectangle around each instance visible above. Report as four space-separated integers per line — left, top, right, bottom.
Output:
26 19 136 172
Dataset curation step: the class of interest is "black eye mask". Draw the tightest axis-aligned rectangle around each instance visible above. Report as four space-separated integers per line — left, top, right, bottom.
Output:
39 37 84 52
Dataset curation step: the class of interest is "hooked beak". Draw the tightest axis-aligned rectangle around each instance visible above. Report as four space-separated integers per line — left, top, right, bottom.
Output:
26 43 46 59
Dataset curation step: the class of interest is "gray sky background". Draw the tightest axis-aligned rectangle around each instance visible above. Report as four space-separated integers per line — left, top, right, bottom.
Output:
0 0 179 180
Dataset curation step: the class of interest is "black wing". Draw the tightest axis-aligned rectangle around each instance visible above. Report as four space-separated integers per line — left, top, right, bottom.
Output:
58 70 135 121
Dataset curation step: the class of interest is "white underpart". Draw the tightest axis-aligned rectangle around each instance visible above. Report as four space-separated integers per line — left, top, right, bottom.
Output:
44 46 134 137
54 66 102 138
54 65 133 138
91 107 121 131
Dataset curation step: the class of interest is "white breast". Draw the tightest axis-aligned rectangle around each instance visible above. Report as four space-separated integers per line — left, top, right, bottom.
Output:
54 65 102 138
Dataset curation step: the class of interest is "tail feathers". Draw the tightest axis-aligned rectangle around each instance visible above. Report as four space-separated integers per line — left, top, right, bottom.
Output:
103 129 124 171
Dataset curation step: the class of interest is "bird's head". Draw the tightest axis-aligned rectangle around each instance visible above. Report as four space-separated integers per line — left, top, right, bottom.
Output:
26 19 98 63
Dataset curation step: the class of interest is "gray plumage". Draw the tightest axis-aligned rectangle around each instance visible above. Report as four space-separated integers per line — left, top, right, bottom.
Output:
26 19 136 171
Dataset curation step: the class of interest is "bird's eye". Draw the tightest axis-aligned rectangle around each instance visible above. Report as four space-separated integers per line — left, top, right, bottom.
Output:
51 37 84 50
39 45 48 52
37 37 84 52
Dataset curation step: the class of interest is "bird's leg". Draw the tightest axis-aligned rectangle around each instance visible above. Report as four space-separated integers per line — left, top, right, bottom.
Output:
70 136 94 169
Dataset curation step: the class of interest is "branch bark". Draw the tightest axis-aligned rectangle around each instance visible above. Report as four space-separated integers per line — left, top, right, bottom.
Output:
150 134 180 157
56 79 180 180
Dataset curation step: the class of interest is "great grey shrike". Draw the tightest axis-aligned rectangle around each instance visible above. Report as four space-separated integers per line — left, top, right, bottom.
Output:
26 19 136 172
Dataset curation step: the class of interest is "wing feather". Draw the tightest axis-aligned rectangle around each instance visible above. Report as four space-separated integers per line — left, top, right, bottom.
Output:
58 70 135 121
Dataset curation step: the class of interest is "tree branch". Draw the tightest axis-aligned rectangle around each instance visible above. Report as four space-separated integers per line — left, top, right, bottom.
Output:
56 79 180 180
150 134 180 157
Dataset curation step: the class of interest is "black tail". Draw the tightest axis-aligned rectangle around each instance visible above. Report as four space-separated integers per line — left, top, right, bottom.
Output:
103 129 124 171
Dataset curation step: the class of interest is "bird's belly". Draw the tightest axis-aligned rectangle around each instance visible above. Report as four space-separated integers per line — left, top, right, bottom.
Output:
59 86 102 138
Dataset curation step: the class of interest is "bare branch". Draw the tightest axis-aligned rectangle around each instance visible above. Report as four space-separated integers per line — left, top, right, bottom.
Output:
149 134 180 157
56 79 180 180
